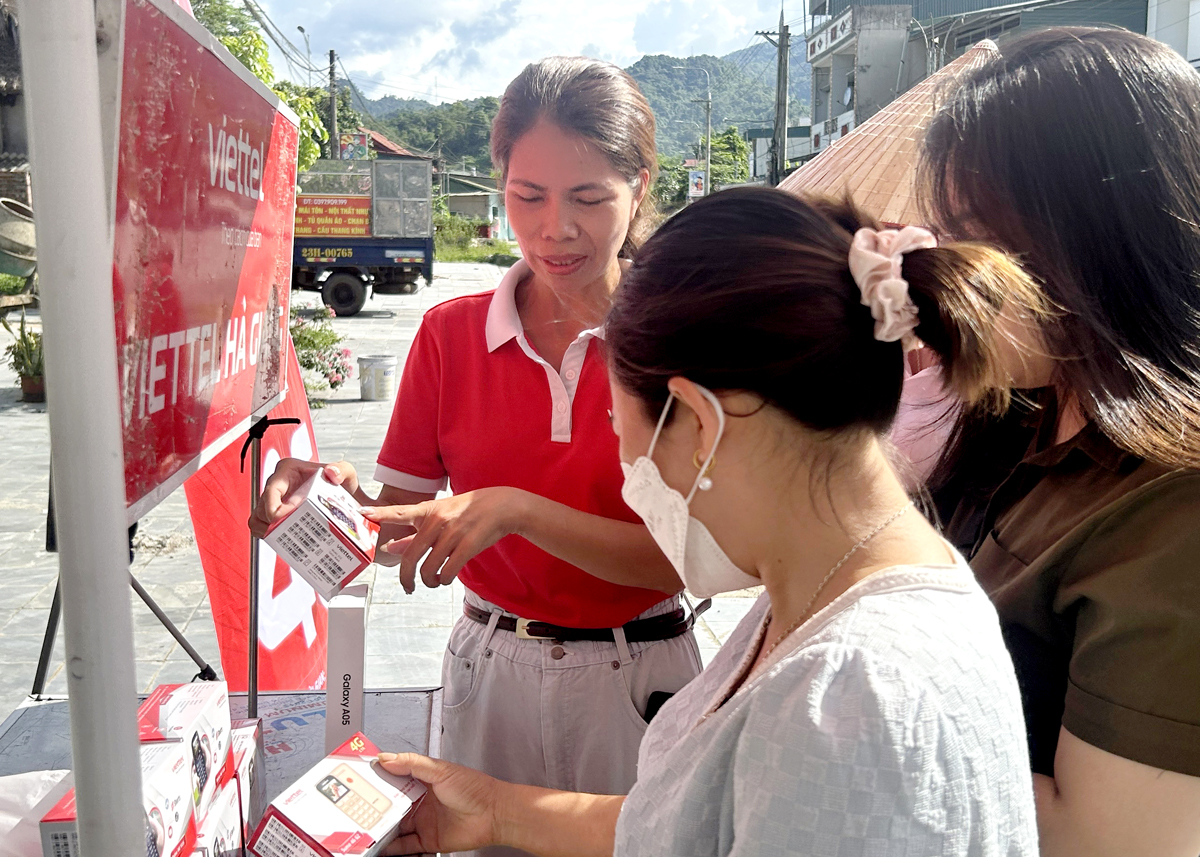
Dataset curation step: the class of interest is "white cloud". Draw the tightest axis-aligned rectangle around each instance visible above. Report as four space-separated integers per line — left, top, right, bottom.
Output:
259 0 795 103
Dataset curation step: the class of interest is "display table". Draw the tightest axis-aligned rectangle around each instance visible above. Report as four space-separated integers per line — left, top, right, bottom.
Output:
0 689 442 802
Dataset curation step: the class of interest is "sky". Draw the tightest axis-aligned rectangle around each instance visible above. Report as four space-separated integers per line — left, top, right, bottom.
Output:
257 0 802 104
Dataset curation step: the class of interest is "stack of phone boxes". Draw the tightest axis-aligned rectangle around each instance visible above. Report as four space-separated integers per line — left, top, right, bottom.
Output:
248 732 425 857
39 682 265 857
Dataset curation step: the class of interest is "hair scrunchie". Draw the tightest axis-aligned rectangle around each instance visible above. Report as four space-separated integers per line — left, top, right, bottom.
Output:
849 226 938 352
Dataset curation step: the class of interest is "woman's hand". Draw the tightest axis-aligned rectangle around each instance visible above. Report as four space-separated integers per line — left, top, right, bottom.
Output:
362 488 527 594
247 458 361 538
378 753 500 855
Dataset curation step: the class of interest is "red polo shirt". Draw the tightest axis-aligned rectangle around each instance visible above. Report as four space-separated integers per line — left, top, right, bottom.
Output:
375 262 665 627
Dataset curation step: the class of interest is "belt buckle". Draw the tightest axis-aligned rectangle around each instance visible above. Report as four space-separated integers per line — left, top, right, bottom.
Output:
515 618 551 640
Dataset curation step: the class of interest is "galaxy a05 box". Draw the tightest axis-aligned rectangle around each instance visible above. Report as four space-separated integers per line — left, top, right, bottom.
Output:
41 741 197 857
248 733 425 857
263 471 379 600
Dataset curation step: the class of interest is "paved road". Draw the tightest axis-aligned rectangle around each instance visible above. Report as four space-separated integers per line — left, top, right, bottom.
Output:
0 263 757 720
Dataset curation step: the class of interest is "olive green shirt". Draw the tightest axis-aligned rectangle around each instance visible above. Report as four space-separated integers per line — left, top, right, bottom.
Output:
948 418 1200 777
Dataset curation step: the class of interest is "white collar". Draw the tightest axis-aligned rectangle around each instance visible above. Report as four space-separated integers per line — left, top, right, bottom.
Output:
484 258 618 353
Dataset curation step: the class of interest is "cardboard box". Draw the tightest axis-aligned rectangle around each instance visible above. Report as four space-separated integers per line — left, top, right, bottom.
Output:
263 471 379 601
138 682 234 824
193 784 242 857
248 733 425 857
231 719 266 849
325 584 368 753
42 741 197 857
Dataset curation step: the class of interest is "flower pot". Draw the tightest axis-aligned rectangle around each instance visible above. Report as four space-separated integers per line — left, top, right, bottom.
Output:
20 374 44 403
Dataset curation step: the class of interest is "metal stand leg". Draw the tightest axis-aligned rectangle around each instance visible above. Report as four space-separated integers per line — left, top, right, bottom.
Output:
129 574 217 681
31 581 61 698
35 463 219 698
240 416 300 719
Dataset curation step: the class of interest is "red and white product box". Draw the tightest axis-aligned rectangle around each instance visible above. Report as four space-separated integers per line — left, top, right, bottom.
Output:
263 471 379 601
138 682 235 824
231 719 266 848
193 784 242 857
249 733 425 857
42 741 197 857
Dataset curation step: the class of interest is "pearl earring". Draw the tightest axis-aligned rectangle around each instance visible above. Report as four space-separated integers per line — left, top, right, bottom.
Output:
692 449 715 491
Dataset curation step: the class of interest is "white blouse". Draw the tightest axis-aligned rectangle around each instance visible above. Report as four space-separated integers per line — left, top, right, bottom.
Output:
615 559 1038 856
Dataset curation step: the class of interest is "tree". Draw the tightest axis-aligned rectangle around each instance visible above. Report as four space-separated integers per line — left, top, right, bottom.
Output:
655 127 751 212
191 0 332 171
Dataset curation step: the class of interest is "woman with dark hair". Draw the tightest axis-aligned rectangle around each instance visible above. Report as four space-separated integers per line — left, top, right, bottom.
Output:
373 187 1039 856
251 57 701 831
917 27 1200 855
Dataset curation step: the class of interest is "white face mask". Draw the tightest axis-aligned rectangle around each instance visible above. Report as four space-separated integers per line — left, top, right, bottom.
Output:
620 384 760 598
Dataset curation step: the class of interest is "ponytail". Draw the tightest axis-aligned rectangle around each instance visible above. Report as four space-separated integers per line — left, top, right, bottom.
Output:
903 243 1050 410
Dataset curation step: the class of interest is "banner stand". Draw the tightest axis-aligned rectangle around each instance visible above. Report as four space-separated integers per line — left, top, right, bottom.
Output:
239 416 302 718
31 470 220 696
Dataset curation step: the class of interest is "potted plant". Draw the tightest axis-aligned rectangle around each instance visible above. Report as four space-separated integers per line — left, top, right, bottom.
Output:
3 309 44 402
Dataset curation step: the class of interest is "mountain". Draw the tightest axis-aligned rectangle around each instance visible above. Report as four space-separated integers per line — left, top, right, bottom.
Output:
358 45 812 164
722 40 812 115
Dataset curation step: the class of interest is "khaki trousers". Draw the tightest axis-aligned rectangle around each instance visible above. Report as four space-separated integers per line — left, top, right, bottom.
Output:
439 589 703 857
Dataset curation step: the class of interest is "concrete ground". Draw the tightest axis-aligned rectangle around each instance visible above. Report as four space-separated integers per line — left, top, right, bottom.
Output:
0 263 758 720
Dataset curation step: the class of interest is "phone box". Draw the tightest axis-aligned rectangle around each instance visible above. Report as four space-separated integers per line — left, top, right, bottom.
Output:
138 682 234 824
248 733 425 857
193 784 242 857
263 471 379 601
42 741 197 857
231 719 266 848
325 584 368 753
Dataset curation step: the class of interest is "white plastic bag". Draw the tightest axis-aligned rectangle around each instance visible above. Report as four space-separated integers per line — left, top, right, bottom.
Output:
0 769 72 857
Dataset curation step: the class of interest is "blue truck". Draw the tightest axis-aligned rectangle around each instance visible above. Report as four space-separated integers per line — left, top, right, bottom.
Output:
292 158 434 316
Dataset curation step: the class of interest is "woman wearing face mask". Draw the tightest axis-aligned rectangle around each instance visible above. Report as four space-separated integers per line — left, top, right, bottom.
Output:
250 57 701 828
373 188 1039 857
915 28 1200 856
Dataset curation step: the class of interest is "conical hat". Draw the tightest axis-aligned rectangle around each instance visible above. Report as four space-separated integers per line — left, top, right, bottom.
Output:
779 40 1000 226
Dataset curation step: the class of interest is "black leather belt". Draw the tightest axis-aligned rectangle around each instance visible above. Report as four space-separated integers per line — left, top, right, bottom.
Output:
463 602 698 643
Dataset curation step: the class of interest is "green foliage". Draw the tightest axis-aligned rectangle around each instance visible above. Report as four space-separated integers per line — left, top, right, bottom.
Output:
373 98 500 173
625 52 809 159
434 210 484 257
0 274 25 295
192 0 346 173
321 88 365 157
190 0 255 40
655 127 752 212
438 239 518 265
272 81 329 172
290 305 353 405
2 309 43 379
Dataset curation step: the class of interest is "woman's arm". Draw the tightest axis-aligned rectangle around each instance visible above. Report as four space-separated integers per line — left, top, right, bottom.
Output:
378 753 623 857
364 487 682 595
1035 728 1200 857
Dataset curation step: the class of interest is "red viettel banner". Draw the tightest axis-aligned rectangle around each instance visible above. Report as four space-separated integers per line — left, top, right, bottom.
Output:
115 0 300 521
184 338 328 692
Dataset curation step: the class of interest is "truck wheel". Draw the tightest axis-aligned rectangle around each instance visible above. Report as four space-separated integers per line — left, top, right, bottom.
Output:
322 274 367 316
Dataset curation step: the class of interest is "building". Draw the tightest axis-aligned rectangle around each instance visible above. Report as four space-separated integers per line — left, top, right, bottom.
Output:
805 0 1166 156
746 124 814 180
445 172 513 241
0 3 29 205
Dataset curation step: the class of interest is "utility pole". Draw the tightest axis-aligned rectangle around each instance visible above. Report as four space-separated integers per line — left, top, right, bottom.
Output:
328 49 338 158
674 65 712 195
757 9 791 186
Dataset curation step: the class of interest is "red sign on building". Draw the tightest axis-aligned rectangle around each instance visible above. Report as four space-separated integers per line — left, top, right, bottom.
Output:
112 0 300 519
294 195 372 237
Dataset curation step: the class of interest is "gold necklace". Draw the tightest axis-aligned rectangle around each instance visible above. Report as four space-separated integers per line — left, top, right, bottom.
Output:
757 500 914 665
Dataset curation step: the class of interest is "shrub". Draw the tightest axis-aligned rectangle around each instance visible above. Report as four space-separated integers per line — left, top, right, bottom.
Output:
290 304 353 407
2 309 43 379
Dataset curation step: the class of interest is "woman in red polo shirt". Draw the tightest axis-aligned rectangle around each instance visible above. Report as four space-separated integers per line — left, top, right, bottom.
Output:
252 56 702 828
